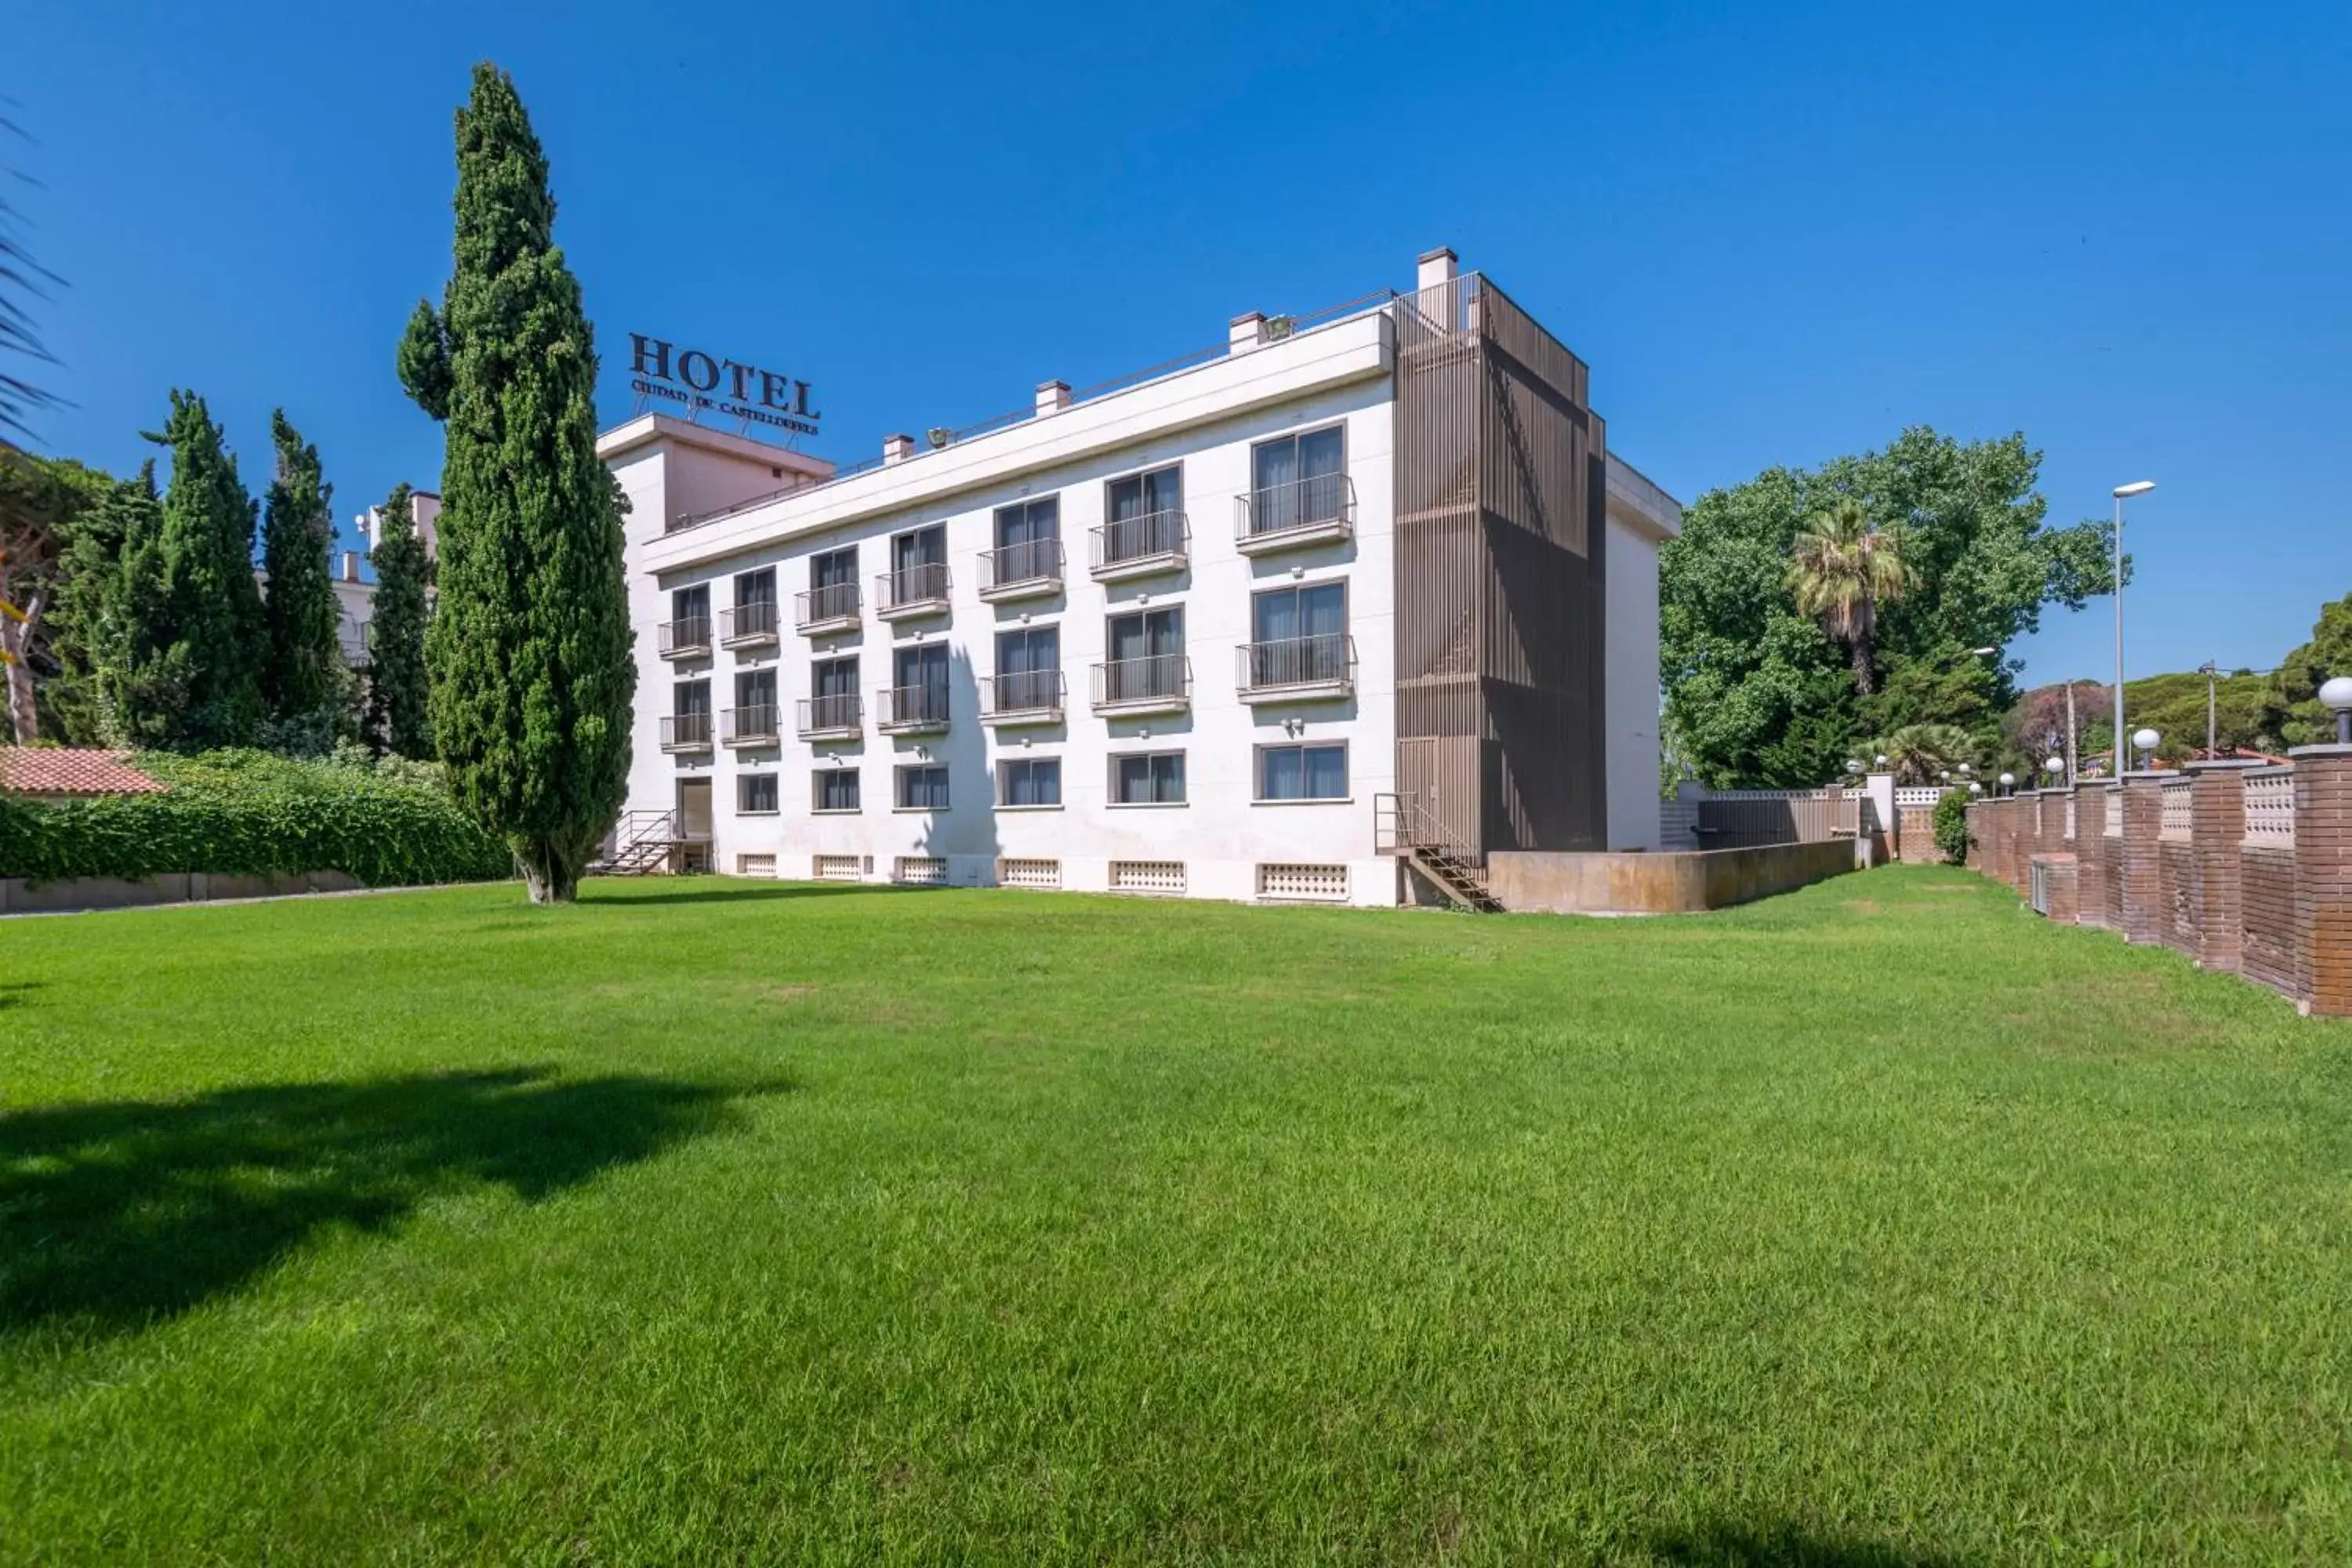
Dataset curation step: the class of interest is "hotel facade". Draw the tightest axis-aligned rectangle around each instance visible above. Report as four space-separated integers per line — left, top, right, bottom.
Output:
599 249 1680 906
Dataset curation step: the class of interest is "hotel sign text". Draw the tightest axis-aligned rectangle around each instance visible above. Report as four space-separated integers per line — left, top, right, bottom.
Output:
628 333 819 436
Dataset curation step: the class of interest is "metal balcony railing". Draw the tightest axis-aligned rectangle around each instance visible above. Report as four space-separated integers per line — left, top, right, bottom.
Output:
721 705 779 746
1091 653 1191 711
1091 510 1189 577
978 538 1064 597
795 581 860 632
1236 633 1356 698
797 692 862 738
718 601 780 644
876 561 951 615
659 712 712 750
1236 472 1355 546
980 670 1065 723
657 616 711 657
878 682 952 732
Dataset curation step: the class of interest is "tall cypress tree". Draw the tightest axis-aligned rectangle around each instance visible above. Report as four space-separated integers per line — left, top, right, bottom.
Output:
259 408 347 741
363 482 433 760
398 64 633 902
150 390 265 748
69 461 181 747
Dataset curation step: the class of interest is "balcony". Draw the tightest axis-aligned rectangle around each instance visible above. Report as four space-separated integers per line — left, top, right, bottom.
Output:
875 562 951 622
795 582 861 637
1090 510 1189 582
659 712 713 753
877 682 952 735
657 616 711 660
1236 633 1356 703
980 670 1065 727
1235 473 1355 554
1091 653 1192 717
797 691 863 741
720 705 779 747
977 538 1065 603
718 601 780 649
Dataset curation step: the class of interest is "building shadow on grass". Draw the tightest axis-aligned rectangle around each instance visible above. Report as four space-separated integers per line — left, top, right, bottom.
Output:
0 1066 774 1337
1644 1519 1971 1567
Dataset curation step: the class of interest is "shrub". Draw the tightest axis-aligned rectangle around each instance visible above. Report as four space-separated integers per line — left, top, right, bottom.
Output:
0 749 510 887
1933 790 1973 865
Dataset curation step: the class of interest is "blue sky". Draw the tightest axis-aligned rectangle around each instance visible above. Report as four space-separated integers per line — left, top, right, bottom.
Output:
12 0 2348 686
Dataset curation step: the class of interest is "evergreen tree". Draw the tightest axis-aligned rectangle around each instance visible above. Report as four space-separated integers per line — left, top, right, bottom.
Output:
64 462 182 746
398 64 634 902
363 482 434 760
259 408 348 743
150 390 265 748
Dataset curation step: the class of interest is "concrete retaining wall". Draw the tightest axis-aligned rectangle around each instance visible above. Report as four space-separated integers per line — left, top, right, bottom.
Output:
1489 838 1858 915
0 869 365 915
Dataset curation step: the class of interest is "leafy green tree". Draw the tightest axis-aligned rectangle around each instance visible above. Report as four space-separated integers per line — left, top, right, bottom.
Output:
363 483 434 760
2273 592 2352 747
258 410 349 746
1787 498 1908 695
1866 723 1977 786
1663 427 2118 787
147 390 266 749
1933 790 1973 865
398 64 634 903
62 463 183 746
0 448 112 742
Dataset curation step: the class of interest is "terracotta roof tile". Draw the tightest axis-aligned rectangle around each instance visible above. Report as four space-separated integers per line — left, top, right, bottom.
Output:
0 748 168 797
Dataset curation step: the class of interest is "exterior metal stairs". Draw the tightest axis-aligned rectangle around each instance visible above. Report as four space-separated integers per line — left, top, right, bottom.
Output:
1374 793 1501 912
590 810 682 877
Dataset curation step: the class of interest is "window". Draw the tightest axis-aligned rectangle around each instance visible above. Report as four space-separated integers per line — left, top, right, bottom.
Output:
815 768 860 813
1248 425 1347 532
1257 742 1348 801
1247 582 1348 686
885 525 947 608
738 773 779 815
812 655 858 697
735 669 776 711
991 496 1060 585
735 568 776 609
895 764 951 811
1112 751 1185 805
673 679 710 719
1104 606 1184 703
673 584 710 626
994 626 1060 712
999 757 1062 808
811 546 856 590
1106 463 1181 527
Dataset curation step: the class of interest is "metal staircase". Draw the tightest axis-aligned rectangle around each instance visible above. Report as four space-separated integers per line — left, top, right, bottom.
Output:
1373 793 1501 912
591 810 683 877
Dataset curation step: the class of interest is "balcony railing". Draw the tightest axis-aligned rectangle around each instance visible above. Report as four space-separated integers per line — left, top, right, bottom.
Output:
721 704 779 746
1091 653 1192 714
795 581 861 634
718 601 780 646
797 691 862 739
1236 633 1356 700
657 616 711 659
1091 510 1189 580
980 670 1065 725
978 537 1065 601
659 712 713 751
876 561 951 619
877 682 952 734
1235 472 1355 552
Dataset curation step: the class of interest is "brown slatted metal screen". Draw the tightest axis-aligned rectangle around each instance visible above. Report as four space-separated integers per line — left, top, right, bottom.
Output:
1393 274 1608 855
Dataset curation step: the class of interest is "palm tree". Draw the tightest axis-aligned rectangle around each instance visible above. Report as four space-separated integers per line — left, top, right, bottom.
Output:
1788 498 1908 695
1871 723 1976 786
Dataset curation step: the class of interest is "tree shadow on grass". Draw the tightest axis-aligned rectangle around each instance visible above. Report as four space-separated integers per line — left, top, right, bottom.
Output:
0 1066 773 1338
580 880 919 907
1645 1519 1973 1567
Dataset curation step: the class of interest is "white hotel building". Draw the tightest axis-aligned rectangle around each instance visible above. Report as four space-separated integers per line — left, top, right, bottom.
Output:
598 249 1681 906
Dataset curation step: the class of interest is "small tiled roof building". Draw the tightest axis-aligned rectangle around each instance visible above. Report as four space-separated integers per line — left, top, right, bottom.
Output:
0 749 168 804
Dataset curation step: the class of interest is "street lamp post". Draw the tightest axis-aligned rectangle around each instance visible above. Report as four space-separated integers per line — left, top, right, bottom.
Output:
2132 727 2161 771
2112 480 2155 777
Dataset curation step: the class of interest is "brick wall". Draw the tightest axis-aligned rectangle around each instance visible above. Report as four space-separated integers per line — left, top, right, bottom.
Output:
2075 785 2109 928
2298 748 2352 1018
2118 775 2169 946
2245 845 2298 999
2100 786 2126 929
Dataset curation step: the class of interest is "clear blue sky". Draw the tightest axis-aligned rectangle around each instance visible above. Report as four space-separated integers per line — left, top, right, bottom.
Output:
13 0 2348 686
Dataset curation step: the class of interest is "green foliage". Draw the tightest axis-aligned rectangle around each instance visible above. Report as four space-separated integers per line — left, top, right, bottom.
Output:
1933 790 1972 863
60 463 186 748
146 390 266 748
258 410 349 737
362 482 433 759
1664 427 2118 787
0 748 508 886
0 445 113 742
1786 496 1909 695
1867 723 1978 785
404 64 634 902
2275 591 2352 747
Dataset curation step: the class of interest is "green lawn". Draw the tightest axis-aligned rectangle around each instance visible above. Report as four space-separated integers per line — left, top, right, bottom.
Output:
2 870 2348 1564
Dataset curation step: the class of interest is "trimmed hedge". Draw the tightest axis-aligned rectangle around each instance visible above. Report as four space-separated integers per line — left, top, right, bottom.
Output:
1934 790 1973 865
0 750 511 887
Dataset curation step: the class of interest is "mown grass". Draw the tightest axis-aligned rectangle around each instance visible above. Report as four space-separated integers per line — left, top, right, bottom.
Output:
2 868 2347 1564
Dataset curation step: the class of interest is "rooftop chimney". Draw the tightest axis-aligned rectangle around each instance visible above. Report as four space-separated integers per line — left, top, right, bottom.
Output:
1229 312 1266 352
883 433 915 466
1417 246 1458 293
1035 379 1071 416
340 551 360 583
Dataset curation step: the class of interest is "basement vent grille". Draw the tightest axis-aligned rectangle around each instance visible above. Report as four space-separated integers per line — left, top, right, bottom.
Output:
815 854 862 881
999 858 1062 891
1257 862 1348 902
894 855 949 886
735 853 776 878
1109 859 1186 895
